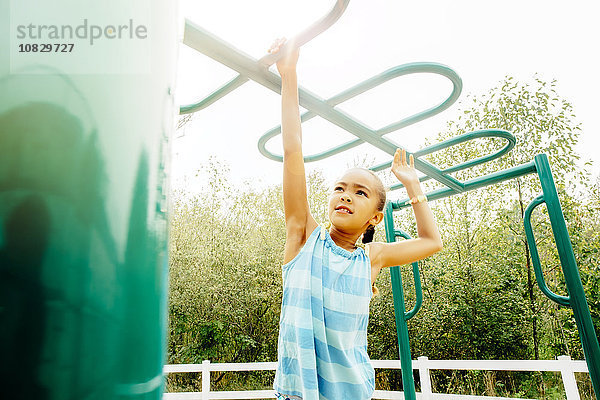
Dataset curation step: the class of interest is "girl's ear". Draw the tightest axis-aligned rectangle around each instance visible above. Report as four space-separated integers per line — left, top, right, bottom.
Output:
370 211 384 226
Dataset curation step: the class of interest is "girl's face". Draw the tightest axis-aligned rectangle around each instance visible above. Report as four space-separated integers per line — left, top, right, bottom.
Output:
328 169 383 233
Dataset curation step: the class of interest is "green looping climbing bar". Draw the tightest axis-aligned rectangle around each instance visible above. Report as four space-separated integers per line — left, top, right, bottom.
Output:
257 62 462 163
181 1 600 398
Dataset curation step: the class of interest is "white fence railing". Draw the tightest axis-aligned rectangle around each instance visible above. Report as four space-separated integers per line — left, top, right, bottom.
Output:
163 356 589 400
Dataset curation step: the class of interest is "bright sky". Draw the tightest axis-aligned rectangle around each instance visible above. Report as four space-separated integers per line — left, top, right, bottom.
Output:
173 0 600 194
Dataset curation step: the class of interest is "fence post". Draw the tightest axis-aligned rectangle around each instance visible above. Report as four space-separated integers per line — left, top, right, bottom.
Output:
202 360 211 400
558 355 580 400
418 356 433 400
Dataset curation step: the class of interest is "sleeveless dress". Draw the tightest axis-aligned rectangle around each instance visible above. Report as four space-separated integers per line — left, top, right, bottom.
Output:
274 225 375 400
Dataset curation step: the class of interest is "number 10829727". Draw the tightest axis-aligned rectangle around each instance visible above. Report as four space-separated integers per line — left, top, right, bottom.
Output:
18 43 74 52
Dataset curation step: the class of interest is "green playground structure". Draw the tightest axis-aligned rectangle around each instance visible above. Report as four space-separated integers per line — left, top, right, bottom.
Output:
181 1 600 399
382 151 600 399
1 0 177 398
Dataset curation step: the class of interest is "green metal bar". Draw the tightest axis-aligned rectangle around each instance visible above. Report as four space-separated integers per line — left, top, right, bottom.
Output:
257 0 350 68
371 128 514 174
394 228 423 320
378 129 515 192
391 160 537 211
531 154 600 399
179 0 350 114
523 195 570 306
384 203 417 400
179 75 248 114
258 62 463 163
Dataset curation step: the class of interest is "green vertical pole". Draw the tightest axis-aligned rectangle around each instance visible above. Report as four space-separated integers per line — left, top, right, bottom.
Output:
384 202 417 400
533 154 600 399
0 1 178 398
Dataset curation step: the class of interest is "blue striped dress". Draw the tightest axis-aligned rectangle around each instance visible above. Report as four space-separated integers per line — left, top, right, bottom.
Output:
274 225 375 400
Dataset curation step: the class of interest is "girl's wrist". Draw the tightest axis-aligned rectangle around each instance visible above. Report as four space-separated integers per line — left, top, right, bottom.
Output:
404 181 423 197
279 68 297 78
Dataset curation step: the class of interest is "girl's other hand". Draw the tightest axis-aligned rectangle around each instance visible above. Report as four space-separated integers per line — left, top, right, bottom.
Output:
391 148 419 186
268 37 299 76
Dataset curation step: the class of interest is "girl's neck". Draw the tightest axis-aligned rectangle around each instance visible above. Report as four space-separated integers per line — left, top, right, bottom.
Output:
329 226 362 251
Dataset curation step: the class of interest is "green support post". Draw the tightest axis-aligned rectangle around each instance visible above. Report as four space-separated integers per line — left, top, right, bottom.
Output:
0 1 178 398
384 202 423 400
524 154 600 399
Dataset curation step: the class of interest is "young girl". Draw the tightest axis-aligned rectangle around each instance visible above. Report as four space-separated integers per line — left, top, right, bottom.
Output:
269 38 443 400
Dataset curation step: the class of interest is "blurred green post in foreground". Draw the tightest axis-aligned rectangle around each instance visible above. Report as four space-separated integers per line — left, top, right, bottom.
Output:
0 0 179 398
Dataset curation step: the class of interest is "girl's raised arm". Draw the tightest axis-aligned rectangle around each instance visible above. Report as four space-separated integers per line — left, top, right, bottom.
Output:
270 39 317 263
369 149 443 271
